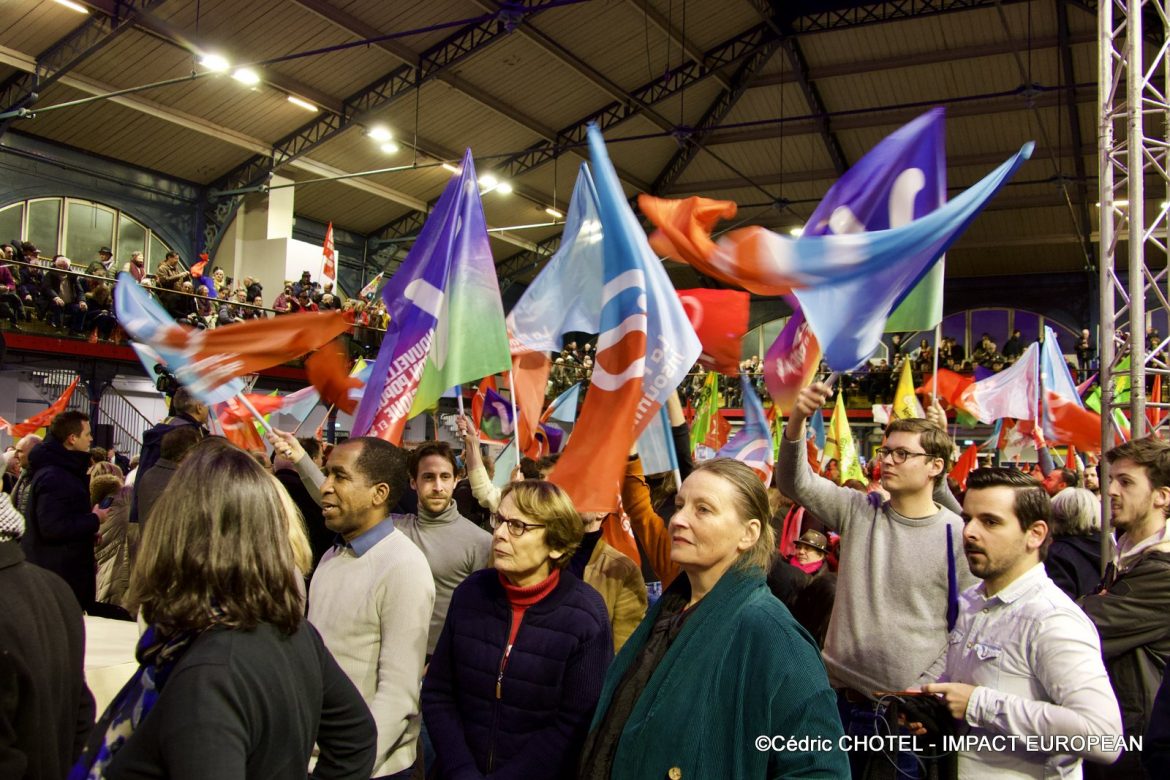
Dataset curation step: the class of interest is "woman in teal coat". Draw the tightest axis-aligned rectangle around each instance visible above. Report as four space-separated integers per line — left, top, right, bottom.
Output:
579 458 849 779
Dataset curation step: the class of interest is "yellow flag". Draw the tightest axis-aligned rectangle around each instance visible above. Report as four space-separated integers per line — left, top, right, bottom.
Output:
893 359 925 420
823 392 866 484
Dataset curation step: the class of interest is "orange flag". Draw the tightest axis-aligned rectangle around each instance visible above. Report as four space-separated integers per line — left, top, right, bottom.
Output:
949 444 980 492
216 394 285 452
305 340 361 415
1149 374 1164 431
322 222 336 282
0 378 80 438
155 310 352 391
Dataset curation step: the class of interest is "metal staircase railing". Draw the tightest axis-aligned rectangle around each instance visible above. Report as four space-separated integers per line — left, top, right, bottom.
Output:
96 383 154 452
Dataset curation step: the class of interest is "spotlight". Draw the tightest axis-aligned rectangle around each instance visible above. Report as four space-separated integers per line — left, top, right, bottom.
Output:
368 126 393 143
232 68 260 86
199 53 230 72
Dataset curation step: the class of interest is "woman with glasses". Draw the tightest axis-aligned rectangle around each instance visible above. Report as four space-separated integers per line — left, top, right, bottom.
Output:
579 458 848 780
422 480 613 780
72 439 376 778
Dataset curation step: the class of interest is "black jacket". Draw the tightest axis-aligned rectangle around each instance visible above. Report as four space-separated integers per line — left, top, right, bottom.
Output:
0 541 95 779
85 622 376 778
1044 533 1104 600
131 414 203 524
20 438 99 608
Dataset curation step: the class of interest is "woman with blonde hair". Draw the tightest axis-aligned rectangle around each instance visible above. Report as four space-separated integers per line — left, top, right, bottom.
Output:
423 480 613 779
73 438 375 777
580 458 848 779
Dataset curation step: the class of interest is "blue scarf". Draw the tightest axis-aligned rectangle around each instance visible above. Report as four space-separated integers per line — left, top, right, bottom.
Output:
69 625 201 779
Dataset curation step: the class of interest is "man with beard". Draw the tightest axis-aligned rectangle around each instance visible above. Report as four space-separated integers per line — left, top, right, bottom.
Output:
1082 437 1170 778
915 469 1122 777
395 441 491 657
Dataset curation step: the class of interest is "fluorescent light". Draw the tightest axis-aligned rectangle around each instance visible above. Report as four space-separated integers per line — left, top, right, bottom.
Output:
479 174 499 189
545 207 564 219
368 126 393 142
495 181 513 194
789 226 803 237
441 163 460 174
379 142 400 154
52 0 89 13
200 53 230 72
286 95 317 112
232 68 260 86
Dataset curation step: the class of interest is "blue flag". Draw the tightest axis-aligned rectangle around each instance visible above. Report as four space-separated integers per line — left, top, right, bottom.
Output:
717 374 774 483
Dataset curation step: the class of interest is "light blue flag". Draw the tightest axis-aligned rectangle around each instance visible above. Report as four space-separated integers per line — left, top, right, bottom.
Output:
717 374 774 482
492 439 519 489
545 382 582 424
1040 324 1085 442
808 407 826 452
792 143 1033 369
637 405 679 476
114 272 245 405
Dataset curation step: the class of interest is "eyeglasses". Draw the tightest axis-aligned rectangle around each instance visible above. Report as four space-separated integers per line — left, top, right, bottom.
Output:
489 513 546 537
875 447 934 465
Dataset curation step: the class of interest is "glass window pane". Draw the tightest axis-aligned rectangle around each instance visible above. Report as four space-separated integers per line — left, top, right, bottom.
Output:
65 202 115 265
0 203 23 247
970 309 1009 351
117 215 146 264
149 234 169 272
1013 311 1040 347
941 312 967 358
27 199 61 256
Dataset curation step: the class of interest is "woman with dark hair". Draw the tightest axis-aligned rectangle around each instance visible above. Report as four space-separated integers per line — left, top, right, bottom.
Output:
72 439 376 779
580 458 848 779
422 480 613 780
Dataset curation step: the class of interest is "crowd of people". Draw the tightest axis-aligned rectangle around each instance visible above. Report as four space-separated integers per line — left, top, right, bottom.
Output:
0 243 393 354
5 365 1170 779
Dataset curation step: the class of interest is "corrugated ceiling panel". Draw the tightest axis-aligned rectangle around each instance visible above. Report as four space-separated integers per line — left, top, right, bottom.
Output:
337 0 483 56
22 83 253 182
445 33 615 132
642 0 764 52
0 0 89 57
294 180 406 234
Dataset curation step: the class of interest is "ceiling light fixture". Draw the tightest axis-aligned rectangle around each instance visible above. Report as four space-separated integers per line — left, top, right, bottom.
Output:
52 0 89 13
199 53 231 72
380 142 400 154
441 163 460 174
231 68 260 86
789 227 803 237
545 207 564 219
478 174 499 190
495 181 513 194
287 95 317 112
368 126 393 142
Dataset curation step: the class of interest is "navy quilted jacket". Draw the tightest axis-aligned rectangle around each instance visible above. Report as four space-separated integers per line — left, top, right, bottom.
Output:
422 568 613 780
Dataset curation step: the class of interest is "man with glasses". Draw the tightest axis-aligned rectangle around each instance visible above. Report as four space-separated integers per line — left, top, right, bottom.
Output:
779 380 975 777
308 437 435 780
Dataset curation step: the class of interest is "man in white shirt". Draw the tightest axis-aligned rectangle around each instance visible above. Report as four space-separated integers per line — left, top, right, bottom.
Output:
308 437 435 780
1081 436 1170 779
918 468 1123 778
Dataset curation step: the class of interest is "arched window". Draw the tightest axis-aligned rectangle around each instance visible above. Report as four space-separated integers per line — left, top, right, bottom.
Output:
0 197 172 267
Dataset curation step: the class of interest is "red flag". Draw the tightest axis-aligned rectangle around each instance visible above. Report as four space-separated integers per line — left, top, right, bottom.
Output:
675 289 749 375
305 340 361 415
189 254 208 280
0 378 80 438
216 394 284 453
949 444 980 492
322 222 336 282
703 411 732 451
1149 375 1164 431
919 369 976 411
1065 445 1079 472
601 511 642 566
154 311 352 394
511 352 551 459
1044 391 1102 451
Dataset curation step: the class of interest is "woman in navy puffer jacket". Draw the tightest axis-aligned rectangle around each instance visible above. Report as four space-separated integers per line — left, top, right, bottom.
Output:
422 480 613 780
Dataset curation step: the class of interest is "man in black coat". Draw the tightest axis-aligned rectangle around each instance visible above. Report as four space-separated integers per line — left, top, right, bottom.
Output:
21 410 110 608
131 387 207 524
0 494 95 779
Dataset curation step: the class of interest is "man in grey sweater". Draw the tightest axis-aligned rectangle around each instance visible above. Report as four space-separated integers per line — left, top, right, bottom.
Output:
779 381 975 775
397 441 492 656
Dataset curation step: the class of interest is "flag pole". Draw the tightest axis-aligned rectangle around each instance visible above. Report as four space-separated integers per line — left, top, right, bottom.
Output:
236 394 273 434
456 384 465 417
932 323 941 407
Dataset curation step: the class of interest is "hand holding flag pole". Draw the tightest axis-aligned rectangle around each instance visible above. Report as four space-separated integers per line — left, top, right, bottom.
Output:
236 394 274 434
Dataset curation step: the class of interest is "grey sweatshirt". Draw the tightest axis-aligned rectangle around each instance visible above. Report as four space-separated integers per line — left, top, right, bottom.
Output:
777 434 976 694
395 501 492 654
